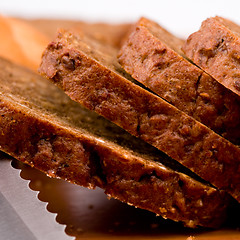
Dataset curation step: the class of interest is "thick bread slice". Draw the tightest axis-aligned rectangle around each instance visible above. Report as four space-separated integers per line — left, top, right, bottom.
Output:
182 16 240 97
25 18 132 48
0 57 230 228
39 30 240 202
118 17 240 145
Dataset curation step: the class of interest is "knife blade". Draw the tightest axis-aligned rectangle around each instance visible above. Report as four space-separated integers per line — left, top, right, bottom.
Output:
0 156 72 240
0 191 36 240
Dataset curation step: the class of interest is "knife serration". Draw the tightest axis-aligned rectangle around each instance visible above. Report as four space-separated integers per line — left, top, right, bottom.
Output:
0 155 72 240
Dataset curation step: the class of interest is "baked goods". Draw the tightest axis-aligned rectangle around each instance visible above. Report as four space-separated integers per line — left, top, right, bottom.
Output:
39 30 240 202
182 16 240 97
0 16 131 71
0 57 230 228
25 18 132 48
118 17 240 145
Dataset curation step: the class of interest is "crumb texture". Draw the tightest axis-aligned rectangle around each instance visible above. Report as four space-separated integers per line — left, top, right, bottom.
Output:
0 57 230 228
39 30 240 202
118 17 240 145
182 16 240 97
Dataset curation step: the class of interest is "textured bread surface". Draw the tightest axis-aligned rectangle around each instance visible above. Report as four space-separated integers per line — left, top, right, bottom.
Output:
182 16 240 97
39 30 240 202
0 57 231 228
118 17 240 145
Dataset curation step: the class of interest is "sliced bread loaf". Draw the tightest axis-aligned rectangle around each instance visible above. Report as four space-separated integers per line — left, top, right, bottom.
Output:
118 17 240 145
39 30 240 202
0 57 230 228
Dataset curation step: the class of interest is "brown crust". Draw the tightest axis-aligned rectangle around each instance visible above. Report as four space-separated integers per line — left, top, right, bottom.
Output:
182 16 240 97
39 30 240 202
118 17 240 145
0 57 230 228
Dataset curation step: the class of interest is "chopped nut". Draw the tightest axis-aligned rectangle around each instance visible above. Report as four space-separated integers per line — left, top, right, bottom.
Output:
61 55 75 70
196 199 203 207
179 125 190 136
234 80 240 91
159 207 167 213
199 92 210 100
186 220 196 228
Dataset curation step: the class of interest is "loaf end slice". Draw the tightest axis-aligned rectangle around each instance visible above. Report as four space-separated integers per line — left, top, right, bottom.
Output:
0 57 231 228
182 16 240 97
39 30 240 202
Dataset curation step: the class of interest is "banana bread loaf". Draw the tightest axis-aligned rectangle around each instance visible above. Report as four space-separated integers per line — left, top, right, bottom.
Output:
118 17 240 145
182 16 240 97
39 30 240 202
0 57 231 228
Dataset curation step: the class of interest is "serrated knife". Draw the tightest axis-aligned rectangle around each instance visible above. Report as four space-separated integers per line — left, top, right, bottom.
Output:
0 156 72 240
0 191 36 240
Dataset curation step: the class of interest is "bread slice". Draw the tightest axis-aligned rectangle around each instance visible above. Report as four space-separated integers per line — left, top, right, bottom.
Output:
39 30 240 202
25 18 132 48
118 17 240 146
182 16 240 97
0 57 230 228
